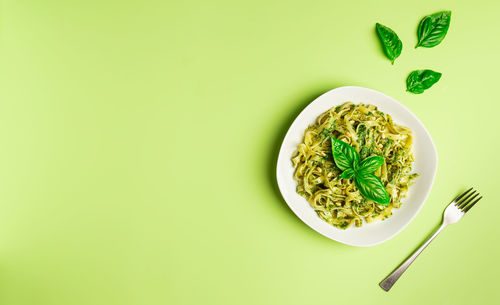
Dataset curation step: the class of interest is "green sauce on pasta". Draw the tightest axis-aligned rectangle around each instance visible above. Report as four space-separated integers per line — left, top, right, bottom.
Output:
292 102 418 229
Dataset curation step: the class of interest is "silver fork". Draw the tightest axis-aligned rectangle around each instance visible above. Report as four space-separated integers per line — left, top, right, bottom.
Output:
379 188 482 291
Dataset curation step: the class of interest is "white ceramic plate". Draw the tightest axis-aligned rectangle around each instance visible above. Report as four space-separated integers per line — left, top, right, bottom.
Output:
276 86 437 247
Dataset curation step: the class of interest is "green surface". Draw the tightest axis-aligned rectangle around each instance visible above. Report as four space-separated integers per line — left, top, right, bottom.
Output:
0 0 499 304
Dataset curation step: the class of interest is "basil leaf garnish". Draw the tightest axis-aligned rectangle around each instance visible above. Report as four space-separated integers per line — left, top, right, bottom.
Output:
357 155 384 174
406 69 442 94
331 137 360 171
330 137 390 205
354 172 390 205
416 11 451 48
339 168 355 179
375 23 402 65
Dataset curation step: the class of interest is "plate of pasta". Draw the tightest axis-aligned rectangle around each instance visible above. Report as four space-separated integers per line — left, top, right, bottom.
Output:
276 86 437 247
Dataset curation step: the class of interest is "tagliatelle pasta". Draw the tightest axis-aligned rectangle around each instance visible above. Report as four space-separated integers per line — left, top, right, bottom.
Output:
292 102 418 229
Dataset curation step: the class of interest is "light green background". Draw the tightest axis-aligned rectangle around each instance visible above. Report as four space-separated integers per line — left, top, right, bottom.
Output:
0 0 498 304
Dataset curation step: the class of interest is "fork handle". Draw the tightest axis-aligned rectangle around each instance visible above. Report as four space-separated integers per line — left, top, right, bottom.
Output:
380 223 447 291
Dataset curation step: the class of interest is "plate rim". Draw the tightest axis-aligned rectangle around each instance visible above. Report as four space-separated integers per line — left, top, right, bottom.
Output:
275 85 438 247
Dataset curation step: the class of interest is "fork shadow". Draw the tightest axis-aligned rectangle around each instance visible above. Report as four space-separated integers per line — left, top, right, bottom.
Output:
265 82 350 247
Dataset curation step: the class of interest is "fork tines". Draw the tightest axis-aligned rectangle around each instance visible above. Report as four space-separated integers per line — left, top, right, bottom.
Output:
454 187 482 213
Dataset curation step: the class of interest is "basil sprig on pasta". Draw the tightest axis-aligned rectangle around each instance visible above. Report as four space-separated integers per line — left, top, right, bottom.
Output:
331 137 390 205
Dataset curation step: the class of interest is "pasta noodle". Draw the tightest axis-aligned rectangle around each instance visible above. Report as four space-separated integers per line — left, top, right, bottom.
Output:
292 102 418 229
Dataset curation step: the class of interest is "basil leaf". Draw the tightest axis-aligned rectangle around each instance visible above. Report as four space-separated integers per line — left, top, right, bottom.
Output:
339 168 355 179
357 155 384 174
416 11 451 48
406 69 442 94
354 172 390 205
331 137 360 171
375 23 402 65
